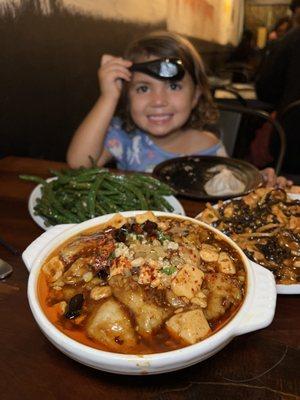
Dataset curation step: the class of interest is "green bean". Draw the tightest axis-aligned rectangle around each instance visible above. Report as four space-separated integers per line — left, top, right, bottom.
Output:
99 197 117 213
34 203 69 225
20 166 177 226
101 179 122 193
19 175 47 185
95 203 108 215
67 181 92 190
129 173 174 193
74 200 88 221
88 175 105 218
43 183 81 223
157 196 174 212
121 182 148 209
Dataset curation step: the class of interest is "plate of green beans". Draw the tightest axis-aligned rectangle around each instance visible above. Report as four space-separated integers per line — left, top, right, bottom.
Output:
21 167 185 230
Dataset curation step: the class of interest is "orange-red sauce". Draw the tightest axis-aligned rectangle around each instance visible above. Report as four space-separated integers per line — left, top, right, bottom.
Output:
37 216 247 354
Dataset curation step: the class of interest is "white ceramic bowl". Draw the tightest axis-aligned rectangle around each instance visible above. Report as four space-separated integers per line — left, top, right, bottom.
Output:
23 211 277 375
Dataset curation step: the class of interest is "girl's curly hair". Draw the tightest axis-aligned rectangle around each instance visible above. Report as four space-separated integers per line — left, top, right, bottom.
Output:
117 30 218 132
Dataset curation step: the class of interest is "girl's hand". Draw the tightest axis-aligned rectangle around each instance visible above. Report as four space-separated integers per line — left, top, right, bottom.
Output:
260 167 293 189
98 54 132 102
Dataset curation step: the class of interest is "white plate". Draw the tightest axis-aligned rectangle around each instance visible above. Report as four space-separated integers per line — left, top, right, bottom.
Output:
28 179 185 231
276 283 300 295
277 193 300 294
196 193 300 295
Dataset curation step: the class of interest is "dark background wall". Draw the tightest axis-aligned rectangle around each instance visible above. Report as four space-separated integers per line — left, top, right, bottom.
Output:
0 0 230 162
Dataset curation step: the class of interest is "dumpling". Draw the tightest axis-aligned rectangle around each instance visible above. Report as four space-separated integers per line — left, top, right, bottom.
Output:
204 167 245 196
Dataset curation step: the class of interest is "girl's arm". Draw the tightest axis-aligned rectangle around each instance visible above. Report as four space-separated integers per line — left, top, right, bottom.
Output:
66 96 116 168
66 55 132 168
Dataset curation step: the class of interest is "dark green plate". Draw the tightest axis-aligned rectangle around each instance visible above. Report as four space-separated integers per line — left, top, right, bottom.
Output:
153 155 263 201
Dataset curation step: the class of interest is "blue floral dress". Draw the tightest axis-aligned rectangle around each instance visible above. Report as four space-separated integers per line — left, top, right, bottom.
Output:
104 118 227 172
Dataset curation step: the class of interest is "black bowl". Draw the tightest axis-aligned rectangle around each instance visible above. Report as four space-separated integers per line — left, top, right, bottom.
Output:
153 156 263 201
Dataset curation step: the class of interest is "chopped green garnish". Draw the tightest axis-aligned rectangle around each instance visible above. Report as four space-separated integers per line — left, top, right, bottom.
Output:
161 266 177 275
157 231 171 243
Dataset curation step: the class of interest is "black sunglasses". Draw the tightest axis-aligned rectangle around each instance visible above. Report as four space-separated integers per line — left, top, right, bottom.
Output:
130 58 185 81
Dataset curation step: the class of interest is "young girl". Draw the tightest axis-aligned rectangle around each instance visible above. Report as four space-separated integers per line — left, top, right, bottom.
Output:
67 31 291 187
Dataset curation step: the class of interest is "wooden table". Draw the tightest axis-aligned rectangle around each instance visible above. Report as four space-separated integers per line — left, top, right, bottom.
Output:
0 156 299 400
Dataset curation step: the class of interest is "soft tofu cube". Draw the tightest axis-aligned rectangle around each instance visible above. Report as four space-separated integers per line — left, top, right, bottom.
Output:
87 299 136 352
166 309 211 345
171 264 204 299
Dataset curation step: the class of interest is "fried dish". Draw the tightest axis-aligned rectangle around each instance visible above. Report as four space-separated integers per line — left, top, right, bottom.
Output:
199 188 300 284
38 212 246 354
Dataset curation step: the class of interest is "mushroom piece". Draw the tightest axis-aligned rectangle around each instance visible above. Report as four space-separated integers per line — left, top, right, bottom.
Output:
218 252 236 274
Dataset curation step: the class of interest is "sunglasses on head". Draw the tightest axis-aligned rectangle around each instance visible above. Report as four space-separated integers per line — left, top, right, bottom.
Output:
130 58 185 81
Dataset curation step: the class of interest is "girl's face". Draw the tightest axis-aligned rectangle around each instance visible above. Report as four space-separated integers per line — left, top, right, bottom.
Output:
127 58 200 138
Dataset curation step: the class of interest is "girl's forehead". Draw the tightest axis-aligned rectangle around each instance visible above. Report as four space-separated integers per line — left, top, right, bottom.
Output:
129 69 195 87
130 71 160 83
132 54 160 63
